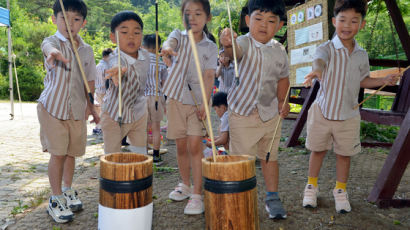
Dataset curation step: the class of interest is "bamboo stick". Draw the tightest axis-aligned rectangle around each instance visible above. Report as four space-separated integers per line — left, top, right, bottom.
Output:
226 0 239 86
115 30 123 126
155 0 159 111
353 65 409 110
266 86 291 161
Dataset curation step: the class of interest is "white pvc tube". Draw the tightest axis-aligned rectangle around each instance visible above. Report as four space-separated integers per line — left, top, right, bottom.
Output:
98 202 153 230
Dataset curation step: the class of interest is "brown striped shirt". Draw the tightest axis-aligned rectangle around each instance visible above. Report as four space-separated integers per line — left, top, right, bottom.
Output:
39 31 96 120
163 30 217 105
315 35 370 120
218 63 235 93
228 33 289 122
144 52 168 96
102 48 150 123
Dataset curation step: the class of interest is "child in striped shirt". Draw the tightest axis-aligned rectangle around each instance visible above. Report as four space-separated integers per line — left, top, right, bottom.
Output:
220 0 290 219
38 0 98 223
215 49 235 94
102 11 150 154
302 0 399 213
142 34 168 165
161 0 217 215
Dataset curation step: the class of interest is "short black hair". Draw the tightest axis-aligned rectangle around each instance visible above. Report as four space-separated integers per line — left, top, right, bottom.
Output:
334 0 367 18
143 34 162 49
212 92 228 107
248 0 286 21
102 48 113 57
53 0 87 19
111 11 143 33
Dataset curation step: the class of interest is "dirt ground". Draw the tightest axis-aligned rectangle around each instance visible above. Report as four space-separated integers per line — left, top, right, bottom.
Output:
7 114 410 230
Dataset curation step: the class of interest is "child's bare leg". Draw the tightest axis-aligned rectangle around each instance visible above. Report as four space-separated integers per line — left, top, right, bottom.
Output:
188 135 202 194
308 151 327 178
48 154 66 195
152 121 161 150
335 154 350 183
176 137 190 187
261 160 279 192
62 156 75 188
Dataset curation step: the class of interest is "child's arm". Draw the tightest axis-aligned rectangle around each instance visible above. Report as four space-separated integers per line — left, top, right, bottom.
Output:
360 74 400 88
161 38 178 67
219 28 244 62
197 69 216 120
42 40 69 69
206 132 229 147
303 59 326 87
277 77 290 118
216 63 223 78
85 81 100 124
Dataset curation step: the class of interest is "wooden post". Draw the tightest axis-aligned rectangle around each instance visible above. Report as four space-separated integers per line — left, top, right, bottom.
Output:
285 80 320 147
367 108 410 208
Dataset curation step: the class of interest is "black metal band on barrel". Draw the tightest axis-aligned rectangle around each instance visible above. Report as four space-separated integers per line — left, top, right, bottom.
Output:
204 176 256 194
100 175 152 193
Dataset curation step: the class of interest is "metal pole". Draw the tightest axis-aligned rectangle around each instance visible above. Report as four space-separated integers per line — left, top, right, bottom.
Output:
7 0 14 120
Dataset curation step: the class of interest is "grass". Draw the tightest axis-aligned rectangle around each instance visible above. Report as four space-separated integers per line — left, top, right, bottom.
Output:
360 121 399 143
10 200 29 216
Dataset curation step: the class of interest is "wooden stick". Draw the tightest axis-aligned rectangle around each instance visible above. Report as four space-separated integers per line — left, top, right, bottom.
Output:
115 30 122 126
353 65 409 110
266 86 291 161
58 0 94 104
226 0 239 86
188 83 210 136
185 16 217 162
155 0 159 111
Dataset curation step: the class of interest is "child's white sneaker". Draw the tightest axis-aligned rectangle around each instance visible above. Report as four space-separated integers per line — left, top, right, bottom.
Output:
303 184 319 208
63 189 83 212
47 195 73 223
333 188 351 213
184 194 204 215
168 183 192 201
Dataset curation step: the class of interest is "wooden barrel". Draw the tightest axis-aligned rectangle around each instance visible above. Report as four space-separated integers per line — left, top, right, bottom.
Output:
98 153 153 230
202 155 259 230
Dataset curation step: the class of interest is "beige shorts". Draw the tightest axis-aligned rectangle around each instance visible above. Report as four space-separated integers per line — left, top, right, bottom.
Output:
229 110 281 162
147 95 165 123
306 102 361 156
37 103 87 157
166 99 205 139
100 112 147 154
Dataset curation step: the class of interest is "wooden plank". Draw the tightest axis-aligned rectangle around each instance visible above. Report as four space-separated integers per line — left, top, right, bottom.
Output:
392 70 410 112
285 80 320 147
369 59 409 68
384 0 410 60
360 108 404 126
367 109 410 208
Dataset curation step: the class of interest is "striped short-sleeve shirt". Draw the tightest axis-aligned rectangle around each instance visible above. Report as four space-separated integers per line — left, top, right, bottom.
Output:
218 63 235 94
228 33 289 122
144 52 168 96
163 30 218 105
95 58 110 95
315 35 370 120
38 31 96 121
102 48 150 123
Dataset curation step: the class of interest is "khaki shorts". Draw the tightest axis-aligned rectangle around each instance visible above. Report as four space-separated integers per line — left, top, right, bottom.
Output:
101 112 147 154
37 103 87 157
306 102 361 156
147 95 165 123
229 110 281 162
166 99 205 139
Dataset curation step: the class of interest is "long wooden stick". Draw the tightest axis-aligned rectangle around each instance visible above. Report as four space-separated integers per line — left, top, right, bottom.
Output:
353 65 409 110
58 0 94 104
115 31 123 126
188 83 210 136
226 0 239 86
185 16 217 162
266 86 291 162
154 0 159 111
